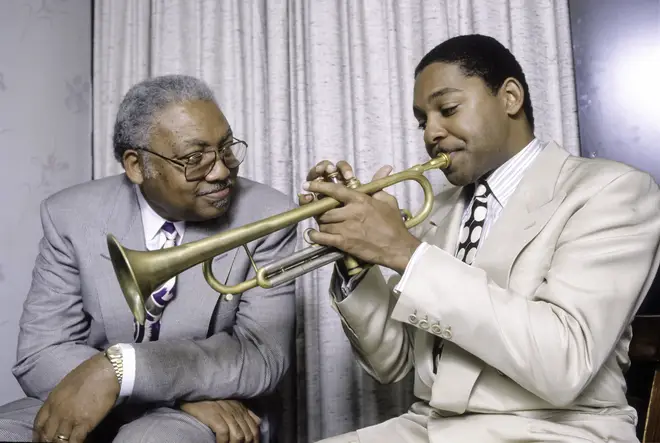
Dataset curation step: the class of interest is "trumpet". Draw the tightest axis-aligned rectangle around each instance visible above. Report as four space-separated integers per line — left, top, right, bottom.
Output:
107 153 450 325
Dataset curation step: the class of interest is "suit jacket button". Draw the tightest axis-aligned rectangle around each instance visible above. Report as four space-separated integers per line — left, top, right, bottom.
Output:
419 316 429 329
430 324 442 334
225 294 234 301
440 327 452 339
408 313 418 324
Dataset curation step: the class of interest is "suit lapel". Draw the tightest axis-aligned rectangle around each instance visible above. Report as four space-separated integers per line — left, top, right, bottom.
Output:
428 186 470 253
415 186 469 388
412 142 570 390
159 221 239 339
97 176 146 344
96 178 242 343
474 142 570 288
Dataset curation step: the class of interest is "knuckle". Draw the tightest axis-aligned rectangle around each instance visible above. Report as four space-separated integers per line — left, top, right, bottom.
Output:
216 426 229 438
74 421 91 434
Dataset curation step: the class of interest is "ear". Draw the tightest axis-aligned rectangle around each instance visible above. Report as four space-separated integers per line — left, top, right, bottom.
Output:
123 149 144 185
500 77 525 117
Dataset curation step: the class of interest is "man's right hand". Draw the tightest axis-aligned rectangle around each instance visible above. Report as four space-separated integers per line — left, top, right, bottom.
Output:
179 399 261 443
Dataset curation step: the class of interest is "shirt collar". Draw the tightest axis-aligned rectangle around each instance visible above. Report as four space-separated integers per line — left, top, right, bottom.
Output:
482 138 544 207
134 185 185 244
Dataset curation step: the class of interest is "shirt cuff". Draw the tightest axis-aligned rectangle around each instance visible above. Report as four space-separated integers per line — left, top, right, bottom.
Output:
116 343 136 399
393 242 430 295
335 262 370 300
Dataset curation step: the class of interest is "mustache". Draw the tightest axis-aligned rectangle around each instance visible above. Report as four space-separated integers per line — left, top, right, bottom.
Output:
197 179 235 196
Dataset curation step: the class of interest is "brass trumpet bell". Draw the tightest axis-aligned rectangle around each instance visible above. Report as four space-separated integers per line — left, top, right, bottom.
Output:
107 154 451 325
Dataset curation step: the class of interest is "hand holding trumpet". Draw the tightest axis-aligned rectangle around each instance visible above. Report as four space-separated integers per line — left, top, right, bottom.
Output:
299 160 422 274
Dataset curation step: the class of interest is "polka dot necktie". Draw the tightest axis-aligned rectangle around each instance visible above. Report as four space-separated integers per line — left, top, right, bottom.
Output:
134 221 178 343
456 180 491 265
432 180 491 372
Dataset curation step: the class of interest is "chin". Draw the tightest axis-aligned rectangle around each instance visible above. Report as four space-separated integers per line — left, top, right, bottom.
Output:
444 170 471 187
202 196 232 219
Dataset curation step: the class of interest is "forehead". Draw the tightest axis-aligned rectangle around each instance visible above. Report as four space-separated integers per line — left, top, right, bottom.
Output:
413 62 484 106
151 100 230 152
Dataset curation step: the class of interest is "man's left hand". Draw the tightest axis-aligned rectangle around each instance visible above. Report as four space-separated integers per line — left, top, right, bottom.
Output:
180 399 261 443
302 164 421 274
33 353 119 443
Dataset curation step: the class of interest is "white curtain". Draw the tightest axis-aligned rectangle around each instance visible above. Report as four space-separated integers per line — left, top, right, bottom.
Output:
93 1 578 441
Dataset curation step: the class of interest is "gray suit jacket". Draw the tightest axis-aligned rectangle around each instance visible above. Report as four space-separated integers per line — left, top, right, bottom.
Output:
12 174 296 406
331 142 660 442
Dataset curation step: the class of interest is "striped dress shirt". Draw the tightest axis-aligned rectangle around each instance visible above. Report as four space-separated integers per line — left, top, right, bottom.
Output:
456 138 544 252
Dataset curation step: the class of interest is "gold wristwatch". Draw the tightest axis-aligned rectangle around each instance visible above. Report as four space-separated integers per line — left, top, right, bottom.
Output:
104 344 124 386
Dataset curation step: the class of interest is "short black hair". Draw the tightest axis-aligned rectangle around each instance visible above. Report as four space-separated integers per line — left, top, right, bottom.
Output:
415 34 534 130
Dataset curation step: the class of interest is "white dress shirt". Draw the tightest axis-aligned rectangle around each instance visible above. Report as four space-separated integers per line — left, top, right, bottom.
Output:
114 186 186 400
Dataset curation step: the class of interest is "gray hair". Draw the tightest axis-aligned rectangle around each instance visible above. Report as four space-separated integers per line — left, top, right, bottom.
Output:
112 74 217 163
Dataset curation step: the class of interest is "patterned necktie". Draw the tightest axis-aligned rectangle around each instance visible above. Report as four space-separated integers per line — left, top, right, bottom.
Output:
134 221 178 343
433 180 491 372
456 180 492 265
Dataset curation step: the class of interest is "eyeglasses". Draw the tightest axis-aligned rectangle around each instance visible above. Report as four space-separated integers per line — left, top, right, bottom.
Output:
136 137 248 182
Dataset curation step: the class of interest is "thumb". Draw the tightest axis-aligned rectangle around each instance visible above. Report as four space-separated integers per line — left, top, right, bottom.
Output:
371 165 393 181
297 192 315 207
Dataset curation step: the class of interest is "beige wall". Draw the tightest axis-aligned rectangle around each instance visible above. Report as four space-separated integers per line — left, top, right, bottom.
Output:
0 0 92 404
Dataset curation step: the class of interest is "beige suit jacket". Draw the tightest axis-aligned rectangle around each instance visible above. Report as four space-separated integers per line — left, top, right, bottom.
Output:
331 142 660 442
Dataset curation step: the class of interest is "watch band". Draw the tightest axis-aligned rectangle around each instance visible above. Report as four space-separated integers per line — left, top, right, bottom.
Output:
104 344 124 386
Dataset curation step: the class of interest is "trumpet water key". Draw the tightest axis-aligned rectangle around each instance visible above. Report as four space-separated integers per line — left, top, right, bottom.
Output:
107 153 451 325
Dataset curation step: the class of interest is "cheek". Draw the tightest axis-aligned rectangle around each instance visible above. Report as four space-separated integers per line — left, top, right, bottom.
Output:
159 173 197 203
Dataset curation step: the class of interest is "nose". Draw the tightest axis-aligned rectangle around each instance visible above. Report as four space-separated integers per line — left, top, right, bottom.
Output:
204 156 231 182
424 117 448 147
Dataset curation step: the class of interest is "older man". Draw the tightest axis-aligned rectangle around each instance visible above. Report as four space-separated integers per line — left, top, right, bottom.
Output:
302 34 660 443
0 75 296 443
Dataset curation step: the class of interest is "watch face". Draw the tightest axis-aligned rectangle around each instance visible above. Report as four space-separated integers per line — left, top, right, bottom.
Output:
107 345 122 357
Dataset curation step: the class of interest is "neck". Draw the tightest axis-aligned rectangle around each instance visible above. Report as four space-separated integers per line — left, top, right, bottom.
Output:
506 124 535 158
138 186 180 222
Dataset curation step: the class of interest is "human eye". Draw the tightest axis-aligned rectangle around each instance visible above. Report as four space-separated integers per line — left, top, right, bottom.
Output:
183 152 204 165
440 105 458 118
417 120 427 130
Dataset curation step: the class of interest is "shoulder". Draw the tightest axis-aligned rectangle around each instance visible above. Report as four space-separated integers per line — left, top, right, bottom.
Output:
559 153 658 197
42 174 129 225
233 177 295 218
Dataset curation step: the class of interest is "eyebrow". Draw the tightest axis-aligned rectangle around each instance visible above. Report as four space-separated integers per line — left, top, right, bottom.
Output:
182 131 233 149
428 87 462 100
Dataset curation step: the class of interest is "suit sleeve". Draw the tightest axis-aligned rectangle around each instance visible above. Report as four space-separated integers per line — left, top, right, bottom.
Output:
329 266 415 384
390 170 660 406
127 221 297 403
12 200 99 401
326 217 439 384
